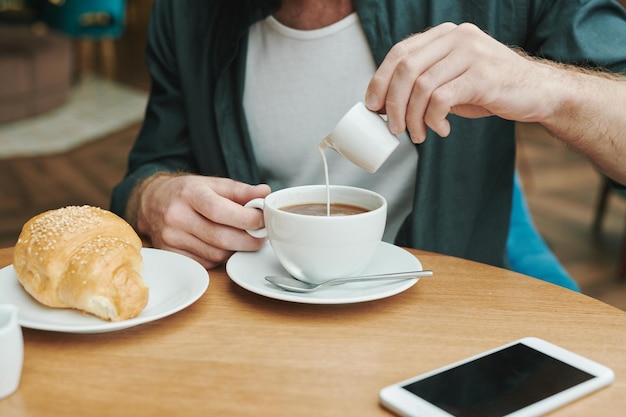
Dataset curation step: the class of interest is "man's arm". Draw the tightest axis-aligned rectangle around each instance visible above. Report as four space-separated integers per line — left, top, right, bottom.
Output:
537 62 626 185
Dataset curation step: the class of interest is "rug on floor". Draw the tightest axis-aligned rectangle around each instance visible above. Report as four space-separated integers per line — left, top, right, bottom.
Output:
0 76 148 158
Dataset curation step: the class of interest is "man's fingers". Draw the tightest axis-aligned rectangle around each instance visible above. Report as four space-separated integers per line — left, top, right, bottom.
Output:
188 179 270 231
208 179 271 204
365 22 458 116
404 47 473 141
158 206 265 268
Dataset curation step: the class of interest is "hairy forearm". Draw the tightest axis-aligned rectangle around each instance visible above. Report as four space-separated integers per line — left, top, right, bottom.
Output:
125 172 184 235
538 61 626 184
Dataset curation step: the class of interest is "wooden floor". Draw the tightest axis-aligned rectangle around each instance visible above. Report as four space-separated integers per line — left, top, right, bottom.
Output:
1 5 625 311
0 123 139 246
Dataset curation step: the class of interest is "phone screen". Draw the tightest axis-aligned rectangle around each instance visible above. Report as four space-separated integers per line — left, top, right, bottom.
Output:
401 343 594 417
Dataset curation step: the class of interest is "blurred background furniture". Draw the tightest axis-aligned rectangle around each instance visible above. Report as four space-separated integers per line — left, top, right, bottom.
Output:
0 0 128 125
38 0 126 39
37 0 127 78
592 176 626 281
0 23 72 124
1 0 127 38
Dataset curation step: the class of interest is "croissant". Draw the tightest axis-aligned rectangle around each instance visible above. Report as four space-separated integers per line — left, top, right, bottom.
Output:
13 205 148 321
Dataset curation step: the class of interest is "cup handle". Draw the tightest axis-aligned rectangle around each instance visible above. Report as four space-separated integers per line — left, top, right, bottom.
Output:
244 198 267 238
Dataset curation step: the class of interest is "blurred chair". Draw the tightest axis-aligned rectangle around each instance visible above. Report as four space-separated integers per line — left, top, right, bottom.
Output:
507 174 580 292
36 0 127 78
38 0 126 39
0 0 39 23
592 176 626 281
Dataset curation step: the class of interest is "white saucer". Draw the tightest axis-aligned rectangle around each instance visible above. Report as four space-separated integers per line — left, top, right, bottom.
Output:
0 248 209 334
226 242 422 304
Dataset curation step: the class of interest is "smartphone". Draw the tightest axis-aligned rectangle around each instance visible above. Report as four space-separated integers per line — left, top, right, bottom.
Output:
379 337 614 417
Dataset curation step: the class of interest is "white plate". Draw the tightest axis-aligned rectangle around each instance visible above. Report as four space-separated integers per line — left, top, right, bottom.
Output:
0 248 209 334
226 242 422 304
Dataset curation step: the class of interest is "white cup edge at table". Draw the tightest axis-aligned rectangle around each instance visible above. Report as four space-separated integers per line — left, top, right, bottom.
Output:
0 304 24 400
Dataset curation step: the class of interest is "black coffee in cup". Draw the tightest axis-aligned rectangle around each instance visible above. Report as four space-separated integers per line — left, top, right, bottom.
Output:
280 203 369 216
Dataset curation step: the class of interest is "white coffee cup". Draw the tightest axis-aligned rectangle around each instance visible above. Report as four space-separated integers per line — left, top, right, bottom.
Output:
0 304 23 400
320 101 400 173
245 185 387 283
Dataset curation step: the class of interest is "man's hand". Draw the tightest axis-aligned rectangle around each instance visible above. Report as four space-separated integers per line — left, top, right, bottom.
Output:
133 174 271 269
365 22 555 143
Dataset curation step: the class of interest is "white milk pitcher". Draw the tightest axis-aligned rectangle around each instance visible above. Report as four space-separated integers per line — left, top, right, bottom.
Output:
0 304 23 399
320 102 400 173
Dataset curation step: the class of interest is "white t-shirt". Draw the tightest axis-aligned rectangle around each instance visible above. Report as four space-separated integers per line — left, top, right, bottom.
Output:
243 13 418 242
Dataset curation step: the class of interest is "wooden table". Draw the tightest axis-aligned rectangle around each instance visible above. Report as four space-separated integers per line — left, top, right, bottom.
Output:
0 246 625 416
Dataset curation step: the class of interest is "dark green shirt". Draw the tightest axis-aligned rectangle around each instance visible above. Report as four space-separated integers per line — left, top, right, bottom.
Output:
111 0 626 268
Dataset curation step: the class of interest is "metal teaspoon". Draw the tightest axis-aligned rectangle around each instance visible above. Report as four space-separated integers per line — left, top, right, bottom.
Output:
265 270 433 293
